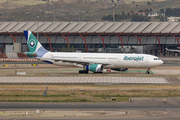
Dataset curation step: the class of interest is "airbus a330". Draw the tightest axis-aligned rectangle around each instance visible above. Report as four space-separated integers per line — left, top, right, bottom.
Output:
24 30 163 74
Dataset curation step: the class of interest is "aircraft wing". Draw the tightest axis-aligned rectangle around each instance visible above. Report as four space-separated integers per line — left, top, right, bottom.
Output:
166 48 180 52
41 57 111 66
52 58 111 65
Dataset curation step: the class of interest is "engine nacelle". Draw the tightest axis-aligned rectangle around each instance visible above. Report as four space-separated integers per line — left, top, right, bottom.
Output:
111 68 128 72
86 64 103 73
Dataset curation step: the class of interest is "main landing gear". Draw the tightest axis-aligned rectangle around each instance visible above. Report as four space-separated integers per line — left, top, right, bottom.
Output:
93 72 103 74
79 70 88 74
79 65 88 74
146 68 151 74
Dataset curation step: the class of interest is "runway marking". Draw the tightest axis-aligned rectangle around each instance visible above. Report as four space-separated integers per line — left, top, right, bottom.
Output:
162 98 166 101
34 116 41 119
164 112 168 115
98 109 104 111
18 109 31 111
38 102 44 104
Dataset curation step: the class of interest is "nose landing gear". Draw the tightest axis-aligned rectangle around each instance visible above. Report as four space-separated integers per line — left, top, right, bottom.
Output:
146 68 151 74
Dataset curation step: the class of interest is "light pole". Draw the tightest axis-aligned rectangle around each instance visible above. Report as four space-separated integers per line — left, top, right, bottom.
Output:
164 9 166 22
37 16 39 40
54 10 56 22
79 10 81 22
113 4 116 22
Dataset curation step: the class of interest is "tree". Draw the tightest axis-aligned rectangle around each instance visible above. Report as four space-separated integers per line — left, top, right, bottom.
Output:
131 14 149 21
160 8 180 17
71 46 74 52
138 10 144 12
150 8 153 12
147 2 150 5
101 14 113 21
61 45 66 52
101 12 130 21
122 11 125 16
156 16 167 21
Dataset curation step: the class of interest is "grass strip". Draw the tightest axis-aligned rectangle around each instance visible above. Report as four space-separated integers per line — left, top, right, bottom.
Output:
1 85 180 90
0 90 179 102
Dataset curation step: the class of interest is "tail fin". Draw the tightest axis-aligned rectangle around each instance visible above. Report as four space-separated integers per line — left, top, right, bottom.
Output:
23 30 48 58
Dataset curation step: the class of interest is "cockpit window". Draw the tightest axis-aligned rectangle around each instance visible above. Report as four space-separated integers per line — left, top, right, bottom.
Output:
154 58 160 60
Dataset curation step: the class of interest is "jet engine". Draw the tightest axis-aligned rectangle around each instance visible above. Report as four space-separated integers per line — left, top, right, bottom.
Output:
86 64 103 73
111 68 128 72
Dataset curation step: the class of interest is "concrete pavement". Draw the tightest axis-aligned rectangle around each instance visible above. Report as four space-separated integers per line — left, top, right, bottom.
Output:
0 98 180 120
0 77 169 85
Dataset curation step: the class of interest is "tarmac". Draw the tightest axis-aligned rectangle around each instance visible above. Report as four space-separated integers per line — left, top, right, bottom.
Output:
0 59 180 120
0 97 180 120
0 63 179 85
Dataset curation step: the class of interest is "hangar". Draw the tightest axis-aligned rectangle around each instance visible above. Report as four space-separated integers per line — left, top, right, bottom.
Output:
0 21 180 56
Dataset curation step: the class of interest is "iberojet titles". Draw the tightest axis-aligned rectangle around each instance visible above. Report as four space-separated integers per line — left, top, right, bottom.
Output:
123 56 144 61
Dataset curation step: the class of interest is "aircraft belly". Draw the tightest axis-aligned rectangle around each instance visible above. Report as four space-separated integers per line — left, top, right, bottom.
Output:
104 65 116 69
53 61 75 67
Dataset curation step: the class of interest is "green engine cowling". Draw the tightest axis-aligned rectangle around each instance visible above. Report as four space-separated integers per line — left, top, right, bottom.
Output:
86 64 103 73
111 68 128 72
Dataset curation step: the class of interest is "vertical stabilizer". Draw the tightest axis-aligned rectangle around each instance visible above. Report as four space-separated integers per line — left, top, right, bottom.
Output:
23 30 48 57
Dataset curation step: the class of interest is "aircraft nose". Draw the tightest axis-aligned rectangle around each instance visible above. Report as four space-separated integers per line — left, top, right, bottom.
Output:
160 60 163 65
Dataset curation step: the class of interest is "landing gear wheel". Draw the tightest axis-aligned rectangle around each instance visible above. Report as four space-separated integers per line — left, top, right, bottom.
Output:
79 70 88 74
146 71 150 74
93 72 103 74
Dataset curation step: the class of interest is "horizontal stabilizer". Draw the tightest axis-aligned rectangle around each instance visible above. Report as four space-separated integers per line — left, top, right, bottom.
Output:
25 52 37 58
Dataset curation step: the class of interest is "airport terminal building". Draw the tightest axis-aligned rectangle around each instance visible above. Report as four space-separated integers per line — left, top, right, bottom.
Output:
0 21 180 56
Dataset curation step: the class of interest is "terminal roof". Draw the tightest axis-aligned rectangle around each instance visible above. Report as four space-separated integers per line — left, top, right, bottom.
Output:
2 22 180 35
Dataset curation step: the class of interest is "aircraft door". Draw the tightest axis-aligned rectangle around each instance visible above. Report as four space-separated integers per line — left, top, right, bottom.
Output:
74 55 82 67
78 55 82 60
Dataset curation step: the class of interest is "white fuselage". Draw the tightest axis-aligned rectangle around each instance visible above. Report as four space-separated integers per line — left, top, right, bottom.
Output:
41 52 163 69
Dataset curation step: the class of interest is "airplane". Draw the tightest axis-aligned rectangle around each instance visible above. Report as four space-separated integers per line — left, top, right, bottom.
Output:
166 47 180 52
23 30 163 74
